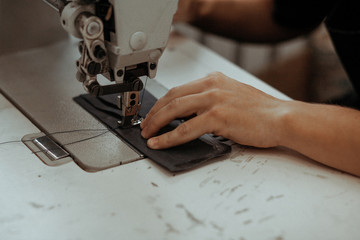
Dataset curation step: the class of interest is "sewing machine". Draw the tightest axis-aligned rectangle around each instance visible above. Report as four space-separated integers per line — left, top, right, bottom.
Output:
44 0 178 128
0 0 180 171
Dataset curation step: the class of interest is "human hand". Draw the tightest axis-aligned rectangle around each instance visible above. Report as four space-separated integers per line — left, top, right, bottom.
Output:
140 72 287 149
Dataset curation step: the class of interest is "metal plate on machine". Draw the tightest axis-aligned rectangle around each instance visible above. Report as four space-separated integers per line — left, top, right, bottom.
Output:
0 38 151 172
22 133 73 167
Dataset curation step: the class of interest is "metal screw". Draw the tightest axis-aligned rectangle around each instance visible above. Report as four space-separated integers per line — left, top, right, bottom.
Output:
150 63 157 70
130 93 137 100
132 80 144 91
117 69 124 77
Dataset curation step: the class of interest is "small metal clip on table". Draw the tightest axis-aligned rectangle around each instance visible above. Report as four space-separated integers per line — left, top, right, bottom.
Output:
1 2 360 239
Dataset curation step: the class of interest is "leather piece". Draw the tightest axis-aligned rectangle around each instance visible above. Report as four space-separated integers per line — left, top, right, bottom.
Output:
74 91 231 172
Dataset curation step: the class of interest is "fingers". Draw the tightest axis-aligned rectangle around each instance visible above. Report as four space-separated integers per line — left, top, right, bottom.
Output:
141 72 227 129
146 114 211 149
141 77 209 129
140 72 233 149
141 93 207 139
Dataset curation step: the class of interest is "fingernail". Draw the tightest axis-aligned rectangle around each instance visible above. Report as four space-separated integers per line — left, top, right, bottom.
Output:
147 138 159 149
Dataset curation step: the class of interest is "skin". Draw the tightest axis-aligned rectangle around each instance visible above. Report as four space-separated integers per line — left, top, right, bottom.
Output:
141 0 360 177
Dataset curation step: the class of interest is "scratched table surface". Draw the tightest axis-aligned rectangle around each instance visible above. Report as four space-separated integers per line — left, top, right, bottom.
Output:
1 34 360 240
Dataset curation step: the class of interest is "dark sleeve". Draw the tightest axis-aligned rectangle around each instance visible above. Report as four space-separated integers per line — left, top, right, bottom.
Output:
326 0 360 96
273 0 338 30
326 0 360 31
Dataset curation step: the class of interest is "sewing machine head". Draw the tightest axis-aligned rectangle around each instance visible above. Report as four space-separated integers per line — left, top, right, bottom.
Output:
44 0 178 127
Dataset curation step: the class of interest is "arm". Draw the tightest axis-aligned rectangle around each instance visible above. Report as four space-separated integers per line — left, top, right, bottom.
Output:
140 73 360 177
280 101 360 176
175 0 310 43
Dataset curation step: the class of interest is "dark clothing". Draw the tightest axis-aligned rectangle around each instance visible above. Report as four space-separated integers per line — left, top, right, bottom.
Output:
273 0 337 30
326 0 360 95
273 0 360 109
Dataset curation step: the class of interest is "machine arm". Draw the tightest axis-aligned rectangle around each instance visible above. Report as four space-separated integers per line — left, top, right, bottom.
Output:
43 0 178 127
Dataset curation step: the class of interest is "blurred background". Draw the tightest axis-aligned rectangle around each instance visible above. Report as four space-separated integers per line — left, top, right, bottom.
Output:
174 23 354 103
0 1 67 56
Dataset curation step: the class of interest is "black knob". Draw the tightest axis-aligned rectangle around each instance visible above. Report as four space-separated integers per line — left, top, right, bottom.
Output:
94 45 106 59
87 61 101 75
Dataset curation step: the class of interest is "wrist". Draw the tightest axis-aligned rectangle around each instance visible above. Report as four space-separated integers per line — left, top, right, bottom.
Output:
274 100 304 148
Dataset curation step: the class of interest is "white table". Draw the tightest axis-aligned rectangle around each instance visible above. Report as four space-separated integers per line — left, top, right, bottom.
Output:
1 33 360 240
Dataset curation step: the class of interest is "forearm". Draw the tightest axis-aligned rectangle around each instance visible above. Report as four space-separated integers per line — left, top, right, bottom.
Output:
176 0 304 42
278 101 360 177
140 72 360 176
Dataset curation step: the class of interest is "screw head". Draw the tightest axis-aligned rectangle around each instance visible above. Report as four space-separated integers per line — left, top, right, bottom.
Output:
150 63 157 70
132 80 144 91
117 70 124 77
